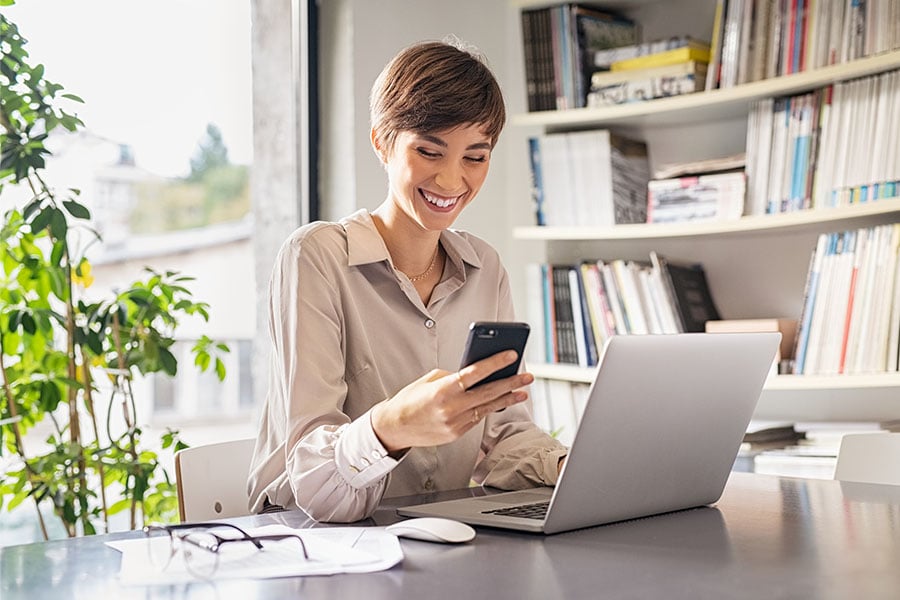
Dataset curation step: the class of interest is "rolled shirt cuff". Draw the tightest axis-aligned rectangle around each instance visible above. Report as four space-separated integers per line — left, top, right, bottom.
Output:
333 406 401 488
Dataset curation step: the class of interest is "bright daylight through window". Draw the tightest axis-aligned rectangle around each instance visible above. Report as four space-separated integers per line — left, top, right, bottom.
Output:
1 0 255 544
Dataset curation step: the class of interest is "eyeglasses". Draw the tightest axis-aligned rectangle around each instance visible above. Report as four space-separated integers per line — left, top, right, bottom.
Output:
142 521 309 579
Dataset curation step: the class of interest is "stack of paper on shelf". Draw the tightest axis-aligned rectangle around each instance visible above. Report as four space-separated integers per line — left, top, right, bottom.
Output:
588 60 707 106
754 421 900 479
647 171 746 224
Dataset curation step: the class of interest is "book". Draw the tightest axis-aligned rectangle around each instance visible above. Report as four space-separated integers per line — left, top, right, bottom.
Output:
520 4 638 111
793 233 829 374
590 60 707 88
653 153 746 180
568 266 598 367
610 45 712 72
587 70 706 106
743 420 804 444
646 171 746 224
594 36 710 68
571 5 640 107
527 137 546 226
651 252 721 333
705 0 727 90
705 318 799 373
580 262 616 345
525 262 549 364
551 265 579 365
528 129 650 227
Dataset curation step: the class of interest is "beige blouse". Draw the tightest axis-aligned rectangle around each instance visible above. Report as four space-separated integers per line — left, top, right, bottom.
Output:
247 209 567 522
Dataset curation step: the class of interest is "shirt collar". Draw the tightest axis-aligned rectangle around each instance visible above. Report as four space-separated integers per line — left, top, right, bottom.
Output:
342 209 483 270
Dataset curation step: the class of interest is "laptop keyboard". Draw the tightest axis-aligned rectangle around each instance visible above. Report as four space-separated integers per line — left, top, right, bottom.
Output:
482 501 550 520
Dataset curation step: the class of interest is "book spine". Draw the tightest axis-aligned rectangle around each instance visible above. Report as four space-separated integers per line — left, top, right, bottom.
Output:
568 267 590 367
552 265 578 364
793 233 828 373
527 137 546 226
542 263 557 363
521 10 539 112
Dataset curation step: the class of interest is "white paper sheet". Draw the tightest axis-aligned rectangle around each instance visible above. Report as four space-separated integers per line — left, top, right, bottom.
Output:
106 525 403 586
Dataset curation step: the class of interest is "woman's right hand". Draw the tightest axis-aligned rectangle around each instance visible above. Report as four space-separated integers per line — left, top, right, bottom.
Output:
370 350 533 452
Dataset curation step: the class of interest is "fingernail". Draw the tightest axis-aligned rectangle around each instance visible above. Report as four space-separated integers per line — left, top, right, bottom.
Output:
505 350 518 361
522 373 534 384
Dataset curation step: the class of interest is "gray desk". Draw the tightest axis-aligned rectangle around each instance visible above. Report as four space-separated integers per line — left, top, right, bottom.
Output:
2 472 900 599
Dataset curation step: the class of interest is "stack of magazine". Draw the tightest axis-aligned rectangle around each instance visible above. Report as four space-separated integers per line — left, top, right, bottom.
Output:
588 36 711 106
646 154 747 224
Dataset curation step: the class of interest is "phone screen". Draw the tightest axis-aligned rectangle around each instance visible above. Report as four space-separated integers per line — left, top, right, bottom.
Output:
458 321 530 389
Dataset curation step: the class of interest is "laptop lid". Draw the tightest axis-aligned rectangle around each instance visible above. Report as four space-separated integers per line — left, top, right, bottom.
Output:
397 332 780 534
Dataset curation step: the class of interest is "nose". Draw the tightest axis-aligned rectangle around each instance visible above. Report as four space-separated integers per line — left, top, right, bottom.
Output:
434 161 463 192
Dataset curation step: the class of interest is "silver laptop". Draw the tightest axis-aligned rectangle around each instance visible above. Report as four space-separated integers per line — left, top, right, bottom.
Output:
398 332 780 534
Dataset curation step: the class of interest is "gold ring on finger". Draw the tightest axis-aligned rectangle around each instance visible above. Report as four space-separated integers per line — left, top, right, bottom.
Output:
472 408 479 423
456 371 467 392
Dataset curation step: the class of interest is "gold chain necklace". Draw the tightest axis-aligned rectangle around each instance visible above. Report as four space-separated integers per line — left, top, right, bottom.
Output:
406 246 440 283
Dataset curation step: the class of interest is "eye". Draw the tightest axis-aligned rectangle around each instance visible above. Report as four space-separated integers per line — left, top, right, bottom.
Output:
416 147 441 159
466 155 488 163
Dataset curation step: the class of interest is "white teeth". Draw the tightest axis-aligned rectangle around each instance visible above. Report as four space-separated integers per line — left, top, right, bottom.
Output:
423 191 459 208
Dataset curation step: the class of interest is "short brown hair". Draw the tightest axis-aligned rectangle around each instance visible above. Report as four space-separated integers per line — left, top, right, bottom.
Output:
369 40 507 155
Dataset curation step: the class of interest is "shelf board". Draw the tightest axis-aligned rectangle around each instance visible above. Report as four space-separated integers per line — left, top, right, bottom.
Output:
529 364 900 421
529 362 900 389
513 197 900 241
511 51 900 130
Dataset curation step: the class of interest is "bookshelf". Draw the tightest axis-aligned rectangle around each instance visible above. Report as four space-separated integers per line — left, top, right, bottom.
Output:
512 50 900 129
508 0 900 424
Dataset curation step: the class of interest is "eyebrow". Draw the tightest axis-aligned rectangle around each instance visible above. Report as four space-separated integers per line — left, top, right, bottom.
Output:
419 134 492 151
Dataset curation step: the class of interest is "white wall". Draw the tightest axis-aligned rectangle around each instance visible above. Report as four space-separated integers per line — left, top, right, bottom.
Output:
318 0 531 309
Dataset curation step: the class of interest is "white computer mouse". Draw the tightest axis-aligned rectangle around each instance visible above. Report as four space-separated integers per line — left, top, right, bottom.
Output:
385 517 476 543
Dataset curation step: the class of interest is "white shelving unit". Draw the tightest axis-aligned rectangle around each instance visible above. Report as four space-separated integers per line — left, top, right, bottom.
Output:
510 1 900 423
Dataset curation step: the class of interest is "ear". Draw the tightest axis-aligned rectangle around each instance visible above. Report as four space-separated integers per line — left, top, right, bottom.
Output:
370 128 387 165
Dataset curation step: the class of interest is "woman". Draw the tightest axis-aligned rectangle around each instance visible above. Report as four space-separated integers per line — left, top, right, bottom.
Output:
248 39 568 522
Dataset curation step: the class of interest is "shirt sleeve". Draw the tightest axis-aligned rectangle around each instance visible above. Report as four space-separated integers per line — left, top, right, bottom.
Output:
268 232 398 522
472 264 569 489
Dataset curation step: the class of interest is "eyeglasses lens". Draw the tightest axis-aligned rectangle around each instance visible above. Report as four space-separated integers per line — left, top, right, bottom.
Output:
145 527 174 570
181 532 220 578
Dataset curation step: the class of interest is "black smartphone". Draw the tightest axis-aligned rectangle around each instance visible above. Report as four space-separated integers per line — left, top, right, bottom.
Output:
458 321 531 389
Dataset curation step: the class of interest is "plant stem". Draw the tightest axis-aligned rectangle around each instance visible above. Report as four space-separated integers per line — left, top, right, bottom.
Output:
81 357 109 530
112 311 140 530
0 332 50 541
62 249 89 537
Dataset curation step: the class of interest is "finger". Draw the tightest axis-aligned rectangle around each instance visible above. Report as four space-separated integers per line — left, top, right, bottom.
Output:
461 390 528 426
456 350 520 390
465 370 534 403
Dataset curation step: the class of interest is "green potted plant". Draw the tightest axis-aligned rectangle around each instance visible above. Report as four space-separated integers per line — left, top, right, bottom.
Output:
0 10 229 538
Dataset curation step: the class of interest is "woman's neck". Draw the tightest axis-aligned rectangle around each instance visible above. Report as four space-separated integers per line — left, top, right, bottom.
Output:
371 203 441 277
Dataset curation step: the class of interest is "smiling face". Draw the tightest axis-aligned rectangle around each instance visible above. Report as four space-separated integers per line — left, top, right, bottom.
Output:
378 124 492 232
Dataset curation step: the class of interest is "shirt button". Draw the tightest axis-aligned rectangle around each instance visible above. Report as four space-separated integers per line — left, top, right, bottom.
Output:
423 479 434 490
424 319 435 329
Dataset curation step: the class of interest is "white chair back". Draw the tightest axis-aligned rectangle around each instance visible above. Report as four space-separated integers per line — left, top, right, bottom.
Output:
175 438 256 522
834 433 900 486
